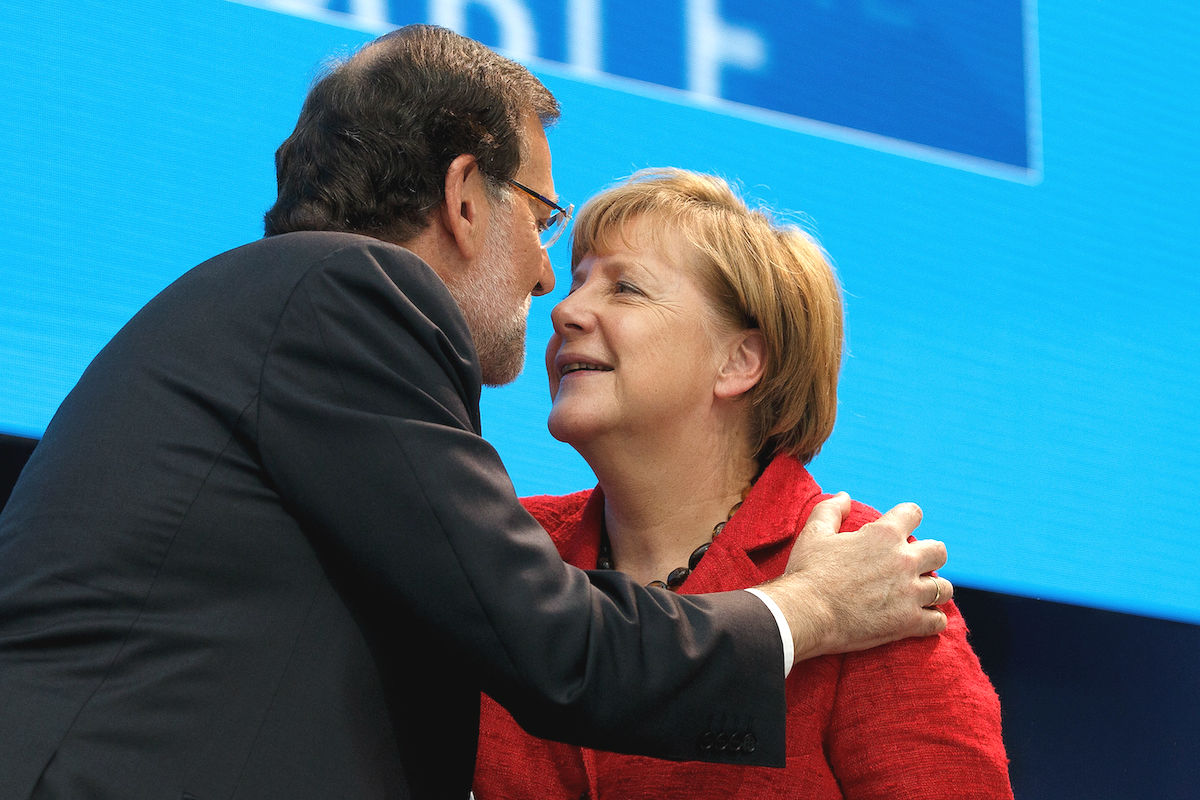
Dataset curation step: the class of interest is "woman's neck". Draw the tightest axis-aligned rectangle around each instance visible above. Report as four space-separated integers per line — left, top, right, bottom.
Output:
585 433 761 587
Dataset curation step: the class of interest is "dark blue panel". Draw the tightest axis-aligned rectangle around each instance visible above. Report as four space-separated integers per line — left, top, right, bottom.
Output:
718 0 1030 166
382 0 1032 167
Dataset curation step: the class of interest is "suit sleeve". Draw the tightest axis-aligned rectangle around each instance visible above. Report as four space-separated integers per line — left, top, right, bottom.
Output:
254 242 787 765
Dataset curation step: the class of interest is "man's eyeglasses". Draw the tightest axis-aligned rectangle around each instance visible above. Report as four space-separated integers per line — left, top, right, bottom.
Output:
507 179 574 249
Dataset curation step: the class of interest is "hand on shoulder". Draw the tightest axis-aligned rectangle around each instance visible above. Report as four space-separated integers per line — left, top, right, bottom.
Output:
759 493 952 664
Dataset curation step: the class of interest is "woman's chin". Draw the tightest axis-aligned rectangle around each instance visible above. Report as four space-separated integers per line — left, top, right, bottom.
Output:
546 408 604 451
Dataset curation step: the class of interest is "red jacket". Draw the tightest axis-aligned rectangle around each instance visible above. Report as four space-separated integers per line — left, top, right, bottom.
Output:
475 455 1013 799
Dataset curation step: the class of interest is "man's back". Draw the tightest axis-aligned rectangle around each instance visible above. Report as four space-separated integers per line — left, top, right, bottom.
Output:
0 232 481 798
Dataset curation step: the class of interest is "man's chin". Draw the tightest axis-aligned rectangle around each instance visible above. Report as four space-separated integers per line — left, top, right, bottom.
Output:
481 369 522 387
479 341 527 386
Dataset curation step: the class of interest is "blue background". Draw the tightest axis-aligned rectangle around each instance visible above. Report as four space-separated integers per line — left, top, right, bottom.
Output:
2 0 1198 627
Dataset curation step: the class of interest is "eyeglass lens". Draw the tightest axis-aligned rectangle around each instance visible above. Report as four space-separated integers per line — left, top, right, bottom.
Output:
542 209 570 247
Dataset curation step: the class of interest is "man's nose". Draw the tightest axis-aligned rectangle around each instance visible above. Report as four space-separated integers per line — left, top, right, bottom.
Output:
533 247 555 296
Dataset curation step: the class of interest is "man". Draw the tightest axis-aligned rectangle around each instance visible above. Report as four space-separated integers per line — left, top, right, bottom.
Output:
0 25 950 799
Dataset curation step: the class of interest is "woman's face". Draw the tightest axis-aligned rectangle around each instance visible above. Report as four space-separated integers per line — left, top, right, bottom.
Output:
544 217 736 450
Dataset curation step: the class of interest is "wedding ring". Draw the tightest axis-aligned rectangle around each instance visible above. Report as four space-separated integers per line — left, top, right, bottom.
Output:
926 575 942 607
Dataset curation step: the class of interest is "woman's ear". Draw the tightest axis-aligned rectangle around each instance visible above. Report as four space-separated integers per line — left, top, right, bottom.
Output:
715 329 766 400
438 153 489 260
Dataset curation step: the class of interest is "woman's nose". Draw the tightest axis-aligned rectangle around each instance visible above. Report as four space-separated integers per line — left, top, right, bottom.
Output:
549 285 593 334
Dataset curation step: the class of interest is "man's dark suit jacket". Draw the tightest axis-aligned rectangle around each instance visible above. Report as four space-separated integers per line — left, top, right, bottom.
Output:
0 232 785 799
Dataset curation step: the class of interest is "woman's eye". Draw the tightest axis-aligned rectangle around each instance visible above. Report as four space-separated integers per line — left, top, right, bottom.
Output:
614 281 640 294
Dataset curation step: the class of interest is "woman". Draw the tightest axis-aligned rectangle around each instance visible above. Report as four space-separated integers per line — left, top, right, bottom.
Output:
474 170 1012 799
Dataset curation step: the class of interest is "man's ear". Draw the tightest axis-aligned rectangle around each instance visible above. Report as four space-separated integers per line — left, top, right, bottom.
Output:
438 153 490 260
715 329 767 400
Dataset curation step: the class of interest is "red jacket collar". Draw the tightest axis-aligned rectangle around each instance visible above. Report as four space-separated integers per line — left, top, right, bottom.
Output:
522 454 868 595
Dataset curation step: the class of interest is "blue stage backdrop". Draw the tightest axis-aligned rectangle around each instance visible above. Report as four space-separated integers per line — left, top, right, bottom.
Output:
2 0 1198 624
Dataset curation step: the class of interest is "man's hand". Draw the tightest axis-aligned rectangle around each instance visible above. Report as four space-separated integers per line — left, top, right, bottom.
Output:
758 493 951 665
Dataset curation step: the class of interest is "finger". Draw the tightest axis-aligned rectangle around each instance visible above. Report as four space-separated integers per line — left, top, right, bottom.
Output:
801 492 851 537
919 574 952 608
933 575 954 606
921 575 939 608
910 538 948 574
874 502 923 540
915 575 953 613
919 607 949 636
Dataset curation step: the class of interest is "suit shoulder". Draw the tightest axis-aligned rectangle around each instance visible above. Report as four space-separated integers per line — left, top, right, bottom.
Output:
224 232 426 274
192 233 455 318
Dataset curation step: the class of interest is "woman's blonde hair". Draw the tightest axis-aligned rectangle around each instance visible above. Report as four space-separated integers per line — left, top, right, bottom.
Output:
571 169 843 465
